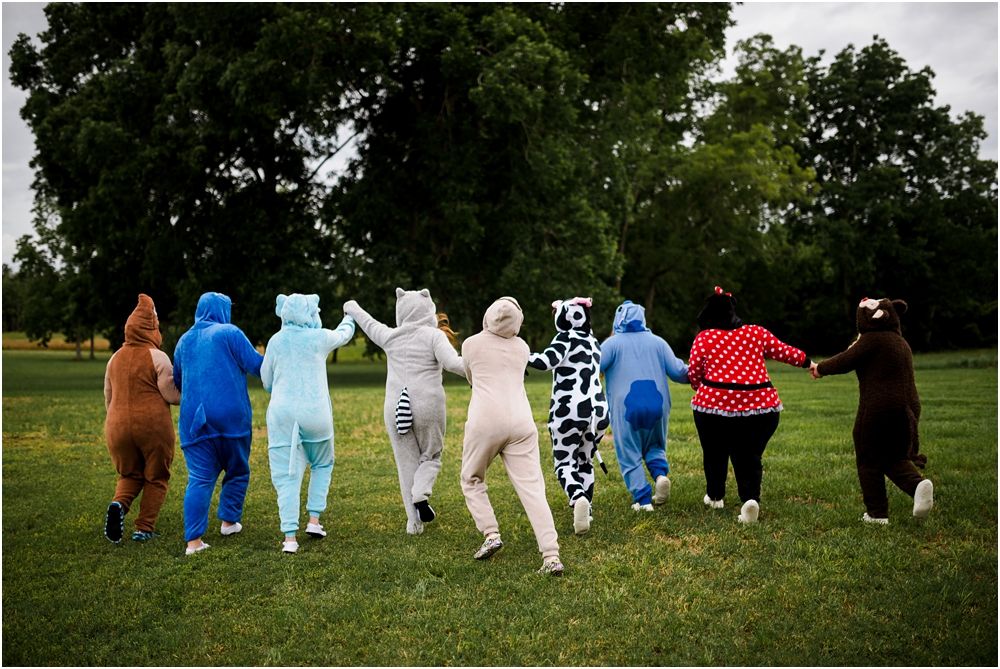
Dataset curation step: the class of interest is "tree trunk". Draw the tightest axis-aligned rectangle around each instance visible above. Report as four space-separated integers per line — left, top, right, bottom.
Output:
74 324 82 361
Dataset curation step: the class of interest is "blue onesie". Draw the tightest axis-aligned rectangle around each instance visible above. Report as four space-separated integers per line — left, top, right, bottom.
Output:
261 294 355 536
600 301 689 506
173 292 264 542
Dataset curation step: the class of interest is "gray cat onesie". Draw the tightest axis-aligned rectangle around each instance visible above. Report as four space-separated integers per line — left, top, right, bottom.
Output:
344 289 466 534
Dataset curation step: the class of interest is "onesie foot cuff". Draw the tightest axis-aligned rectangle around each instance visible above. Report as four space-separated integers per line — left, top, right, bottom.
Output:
573 498 592 535
912 479 933 518
415 500 436 523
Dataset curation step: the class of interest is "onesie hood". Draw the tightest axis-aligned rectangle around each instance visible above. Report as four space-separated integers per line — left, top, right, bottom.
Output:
395 287 438 328
613 301 650 333
857 297 905 334
553 297 592 334
194 292 232 325
697 286 743 332
124 293 162 349
483 297 523 338
275 293 322 329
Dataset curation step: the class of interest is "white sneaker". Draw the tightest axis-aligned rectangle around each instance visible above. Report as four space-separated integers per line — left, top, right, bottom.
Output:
652 476 672 505
185 542 210 555
306 523 327 538
220 522 242 536
862 513 889 525
703 494 723 509
738 500 759 523
282 540 299 554
631 502 654 512
573 498 591 535
912 479 933 518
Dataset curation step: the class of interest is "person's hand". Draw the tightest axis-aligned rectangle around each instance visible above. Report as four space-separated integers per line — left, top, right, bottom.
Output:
809 361 822 379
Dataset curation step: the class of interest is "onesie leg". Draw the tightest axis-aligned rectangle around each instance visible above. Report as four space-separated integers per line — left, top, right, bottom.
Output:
575 432 597 505
694 410 730 501
132 431 175 533
552 427 584 504
182 441 223 542
217 436 252 524
304 438 335 518
730 412 779 504
460 435 500 537
389 428 423 534
410 420 444 505
500 432 560 560
107 428 144 515
269 445 307 534
612 427 653 505
882 458 924 498
855 445 889 518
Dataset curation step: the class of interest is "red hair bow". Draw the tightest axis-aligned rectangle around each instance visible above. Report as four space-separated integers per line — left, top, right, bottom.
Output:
714 286 732 296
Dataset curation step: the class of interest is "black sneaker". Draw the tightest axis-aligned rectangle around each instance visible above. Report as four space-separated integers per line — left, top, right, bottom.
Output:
414 500 436 523
131 531 161 541
105 502 124 543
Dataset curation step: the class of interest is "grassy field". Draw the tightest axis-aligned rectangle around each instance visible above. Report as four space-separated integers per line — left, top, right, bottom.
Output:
2 344 997 665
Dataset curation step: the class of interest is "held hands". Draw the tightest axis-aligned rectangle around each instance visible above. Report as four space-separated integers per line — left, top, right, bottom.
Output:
809 361 823 379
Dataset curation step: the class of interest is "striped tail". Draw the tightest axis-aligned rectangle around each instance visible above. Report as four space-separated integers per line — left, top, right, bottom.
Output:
395 387 413 435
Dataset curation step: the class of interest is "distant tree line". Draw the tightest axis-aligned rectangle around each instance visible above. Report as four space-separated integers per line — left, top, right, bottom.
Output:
5 3 996 354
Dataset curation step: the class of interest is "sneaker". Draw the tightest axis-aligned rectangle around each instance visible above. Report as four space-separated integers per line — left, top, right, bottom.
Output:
862 513 889 525
220 522 242 536
185 542 210 555
414 500 436 523
738 499 760 523
912 479 933 518
474 534 504 560
282 540 299 554
131 531 161 541
104 501 124 543
652 476 672 505
537 557 564 576
703 495 724 509
306 523 327 538
631 502 654 512
573 498 591 535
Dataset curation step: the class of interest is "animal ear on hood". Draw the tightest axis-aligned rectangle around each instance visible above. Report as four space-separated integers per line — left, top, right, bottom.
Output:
395 287 406 299
892 299 908 315
275 294 288 318
307 294 320 308
419 288 430 297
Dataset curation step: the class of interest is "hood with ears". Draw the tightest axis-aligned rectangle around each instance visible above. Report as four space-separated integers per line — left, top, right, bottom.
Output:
275 293 322 328
194 292 232 325
612 300 650 333
553 297 592 333
857 297 906 334
483 297 523 339
124 293 162 349
395 287 438 328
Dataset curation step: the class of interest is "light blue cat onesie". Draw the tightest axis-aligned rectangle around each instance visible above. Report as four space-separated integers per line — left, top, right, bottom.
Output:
600 301 689 506
261 294 355 536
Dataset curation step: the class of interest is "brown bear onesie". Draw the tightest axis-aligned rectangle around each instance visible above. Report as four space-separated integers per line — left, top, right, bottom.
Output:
816 298 927 519
104 294 181 535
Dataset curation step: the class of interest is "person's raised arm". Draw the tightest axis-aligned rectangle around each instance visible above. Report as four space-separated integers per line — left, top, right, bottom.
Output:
324 314 356 354
432 329 466 378
527 332 570 371
662 340 690 385
760 326 809 368
230 329 264 378
342 300 392 349
815 335 873 378
687 334 707 390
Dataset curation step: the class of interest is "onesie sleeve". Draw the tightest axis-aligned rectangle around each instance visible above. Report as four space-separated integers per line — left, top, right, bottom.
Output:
432 328 466 378
662 340 690 384
172 341 183 390
229 328 264 378
759 326 808 368
150 349 181 405
816 335 873 377
688 333 708 390
324 315 356 353
260 340 275 394
104 352 116 411
343 300 392 349
527 332 570 371
461 340 474 386
599 338 615 374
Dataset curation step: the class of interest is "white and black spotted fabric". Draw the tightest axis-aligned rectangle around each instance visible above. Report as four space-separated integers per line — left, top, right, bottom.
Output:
527 298 610 506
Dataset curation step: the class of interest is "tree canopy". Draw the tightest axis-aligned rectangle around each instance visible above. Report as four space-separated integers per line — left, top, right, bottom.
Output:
8 3 996 354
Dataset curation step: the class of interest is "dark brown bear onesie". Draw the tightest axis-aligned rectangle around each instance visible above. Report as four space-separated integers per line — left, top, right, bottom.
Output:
816 298 931 520
104 294 181 539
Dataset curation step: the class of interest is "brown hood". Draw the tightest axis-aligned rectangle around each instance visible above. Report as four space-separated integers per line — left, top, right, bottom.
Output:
124 294 162 349
482 297 523 339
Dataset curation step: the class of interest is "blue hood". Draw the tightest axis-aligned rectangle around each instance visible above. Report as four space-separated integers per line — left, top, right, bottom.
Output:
195 292 232 325
613 301 650 333
275 293 322 329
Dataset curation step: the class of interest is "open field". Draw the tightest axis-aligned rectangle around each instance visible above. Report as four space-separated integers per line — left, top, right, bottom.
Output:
2 346 997 665
2 330 111 351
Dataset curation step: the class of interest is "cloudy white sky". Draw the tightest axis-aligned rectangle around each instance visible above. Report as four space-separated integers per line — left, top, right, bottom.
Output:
3 2 998 266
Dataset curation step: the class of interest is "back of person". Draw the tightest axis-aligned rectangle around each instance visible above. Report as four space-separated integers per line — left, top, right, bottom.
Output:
106 346 176 437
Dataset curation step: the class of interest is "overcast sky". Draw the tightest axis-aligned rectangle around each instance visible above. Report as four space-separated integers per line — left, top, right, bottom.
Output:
3 2 998 266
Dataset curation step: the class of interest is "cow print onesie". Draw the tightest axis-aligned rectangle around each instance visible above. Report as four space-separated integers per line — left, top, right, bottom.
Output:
528 299 610 507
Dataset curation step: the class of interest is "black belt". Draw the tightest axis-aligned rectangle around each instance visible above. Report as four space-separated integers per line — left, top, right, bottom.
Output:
701 379 773 391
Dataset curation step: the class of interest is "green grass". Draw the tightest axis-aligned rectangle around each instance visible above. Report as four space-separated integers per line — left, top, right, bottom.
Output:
2 346 997 666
